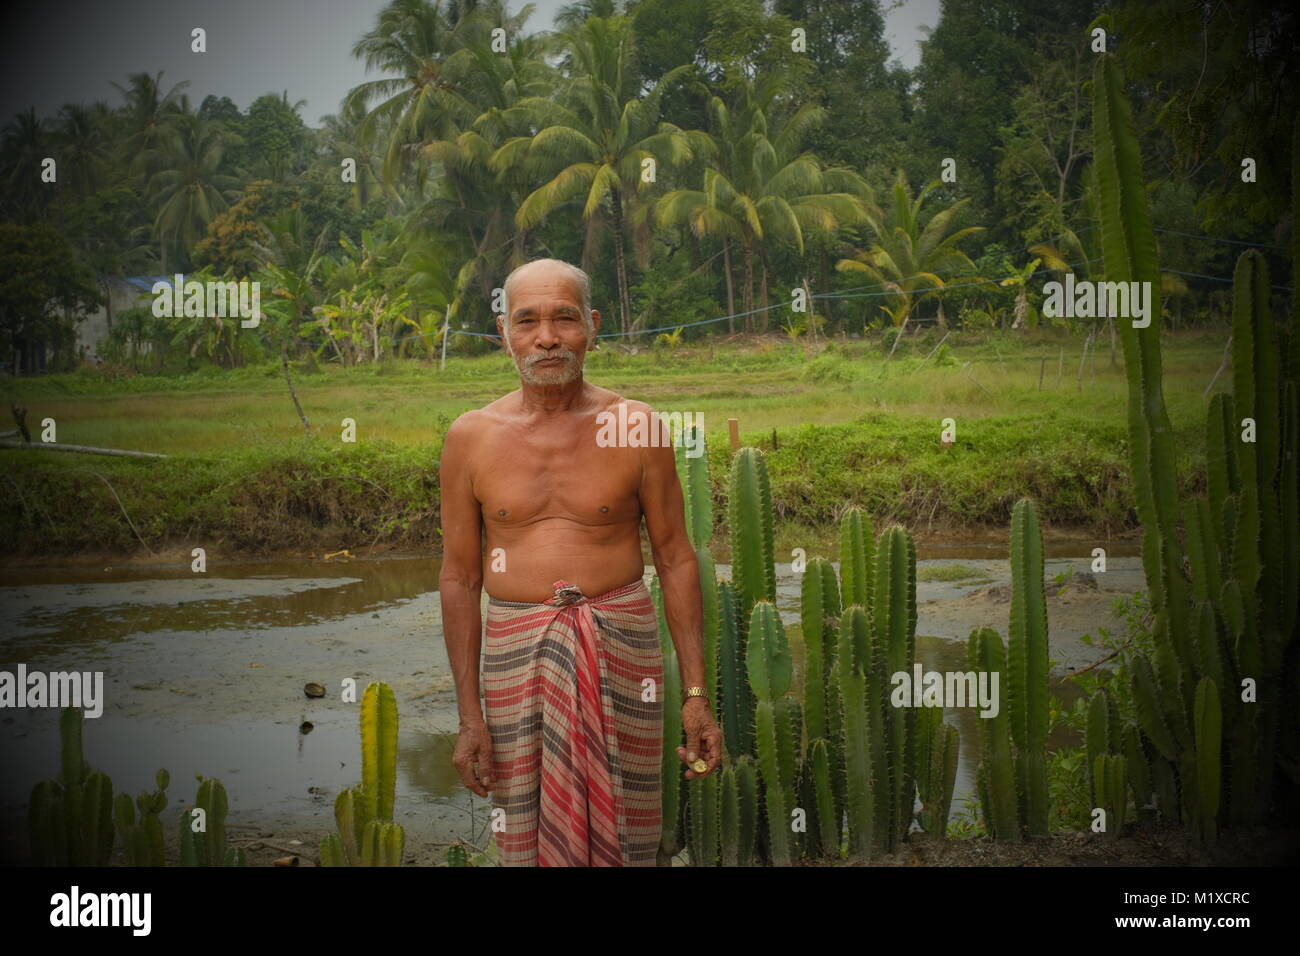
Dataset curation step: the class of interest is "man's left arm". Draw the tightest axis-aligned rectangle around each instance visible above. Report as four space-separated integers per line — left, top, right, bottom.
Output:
635 403 722 777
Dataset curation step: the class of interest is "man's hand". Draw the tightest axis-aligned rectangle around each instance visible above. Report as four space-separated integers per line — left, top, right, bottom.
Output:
677 698 723 779
453 716 495 797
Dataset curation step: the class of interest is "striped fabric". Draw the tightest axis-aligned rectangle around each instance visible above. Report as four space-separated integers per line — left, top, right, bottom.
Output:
483 578 664 866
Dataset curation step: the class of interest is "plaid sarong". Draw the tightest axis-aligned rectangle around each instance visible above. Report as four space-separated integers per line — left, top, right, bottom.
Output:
483 578 664 866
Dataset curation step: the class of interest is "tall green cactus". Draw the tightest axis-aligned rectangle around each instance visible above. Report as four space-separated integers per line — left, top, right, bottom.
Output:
872 525 917 853
747 601 797 864
320 681 405 866
915 705 958 839
1008 498 1049 836
1093 753 1128 839
28 707 116 866
1193 677 1222 846
837 606 876 857
651 573 684 863
675 425 713 551
728 447 776 615
839 506 874 610
1085 51 1300 845
968 628 1019 840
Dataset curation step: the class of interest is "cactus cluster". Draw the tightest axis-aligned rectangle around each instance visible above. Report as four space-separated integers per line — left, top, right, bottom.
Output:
666 430 970 862
320 681 406 866
28 706 244 866
28 708 116 866
1082 55 1300 846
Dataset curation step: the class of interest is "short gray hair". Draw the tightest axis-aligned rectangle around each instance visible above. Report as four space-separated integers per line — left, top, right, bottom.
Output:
501 258 595 346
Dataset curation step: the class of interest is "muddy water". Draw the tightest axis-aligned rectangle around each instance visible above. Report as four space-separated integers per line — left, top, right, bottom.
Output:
0 548 1143 863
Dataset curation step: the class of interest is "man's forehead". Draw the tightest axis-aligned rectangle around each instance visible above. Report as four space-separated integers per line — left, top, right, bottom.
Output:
509 269 582 314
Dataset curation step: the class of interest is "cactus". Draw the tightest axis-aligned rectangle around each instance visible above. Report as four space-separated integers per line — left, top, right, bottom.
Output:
747 601 797 864
837 606 876 857
27 708 123 867
808 738 840 856
715 580 748 773
651 574 685 862
1193 677 1222 846
1122 723 1155 824
675 424 713 551
800 557 841 757
734 754 759 867
1093 753 1128 838
1085 52 1300 845
1007 498 1049 837
446 843 469 867
915 705 958 839
873 525 917 852
320 681 405 866
968 628 1019 840
1085 689 1111 807
838 506 874 611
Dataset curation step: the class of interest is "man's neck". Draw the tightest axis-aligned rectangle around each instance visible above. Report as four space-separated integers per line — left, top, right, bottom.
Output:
518 376 589 415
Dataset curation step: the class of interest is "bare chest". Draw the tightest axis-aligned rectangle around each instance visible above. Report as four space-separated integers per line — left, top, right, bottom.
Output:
471 416 643 528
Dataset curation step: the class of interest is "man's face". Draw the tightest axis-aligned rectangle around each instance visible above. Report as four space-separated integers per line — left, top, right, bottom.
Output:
497 267 599 386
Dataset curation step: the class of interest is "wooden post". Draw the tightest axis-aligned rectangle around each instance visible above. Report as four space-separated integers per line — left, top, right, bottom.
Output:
1076 329 1093 391
803 277 817 345
1057 347 1064 387
1038 356 1046 391
772 427 778 451
728 418 740 452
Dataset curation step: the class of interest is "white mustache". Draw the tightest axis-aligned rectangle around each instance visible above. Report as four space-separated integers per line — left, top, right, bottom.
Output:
527 351 575 366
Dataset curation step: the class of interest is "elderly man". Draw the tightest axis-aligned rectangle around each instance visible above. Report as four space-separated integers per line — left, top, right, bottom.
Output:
438 258 723 867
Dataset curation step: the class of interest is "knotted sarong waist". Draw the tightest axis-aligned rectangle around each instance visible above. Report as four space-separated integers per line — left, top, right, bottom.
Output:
483 578 664 866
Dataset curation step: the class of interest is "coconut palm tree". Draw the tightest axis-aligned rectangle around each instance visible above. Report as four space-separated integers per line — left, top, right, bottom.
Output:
656 80 869 332
491 14 698 338
110 71 190 186
345 0 534 189
147 112 239 272
836 171 984 331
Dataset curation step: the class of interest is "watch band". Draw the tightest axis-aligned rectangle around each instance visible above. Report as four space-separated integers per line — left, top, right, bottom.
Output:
682 685 709 705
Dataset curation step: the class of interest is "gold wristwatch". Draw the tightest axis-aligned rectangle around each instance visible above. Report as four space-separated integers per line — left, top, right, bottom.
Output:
681 686 709 706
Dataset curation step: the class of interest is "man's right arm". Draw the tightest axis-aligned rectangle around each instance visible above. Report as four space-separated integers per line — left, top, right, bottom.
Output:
438 413 486 726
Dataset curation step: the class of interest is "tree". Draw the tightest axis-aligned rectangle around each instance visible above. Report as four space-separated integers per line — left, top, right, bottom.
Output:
657 79 868 332
836 171 984 331
496 14 698 337
147 113 240 272
0 223 103 374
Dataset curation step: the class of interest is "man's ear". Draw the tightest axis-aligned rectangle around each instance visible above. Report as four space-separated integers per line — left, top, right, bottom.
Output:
496 315 511 353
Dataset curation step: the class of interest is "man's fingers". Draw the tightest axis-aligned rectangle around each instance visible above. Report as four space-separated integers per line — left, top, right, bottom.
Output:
476 747 495 792
705 728 723 770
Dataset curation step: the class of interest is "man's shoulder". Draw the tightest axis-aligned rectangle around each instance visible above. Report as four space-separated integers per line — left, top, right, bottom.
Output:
450 393 517 431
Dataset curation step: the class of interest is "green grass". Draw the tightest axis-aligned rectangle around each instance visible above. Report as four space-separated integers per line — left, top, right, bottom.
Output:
916 564 987 582
0 327 1226 557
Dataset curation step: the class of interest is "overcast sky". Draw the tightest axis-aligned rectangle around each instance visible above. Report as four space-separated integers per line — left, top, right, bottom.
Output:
0 0 941 128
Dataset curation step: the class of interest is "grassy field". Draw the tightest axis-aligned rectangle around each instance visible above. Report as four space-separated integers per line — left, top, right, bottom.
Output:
0 326 1227 559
